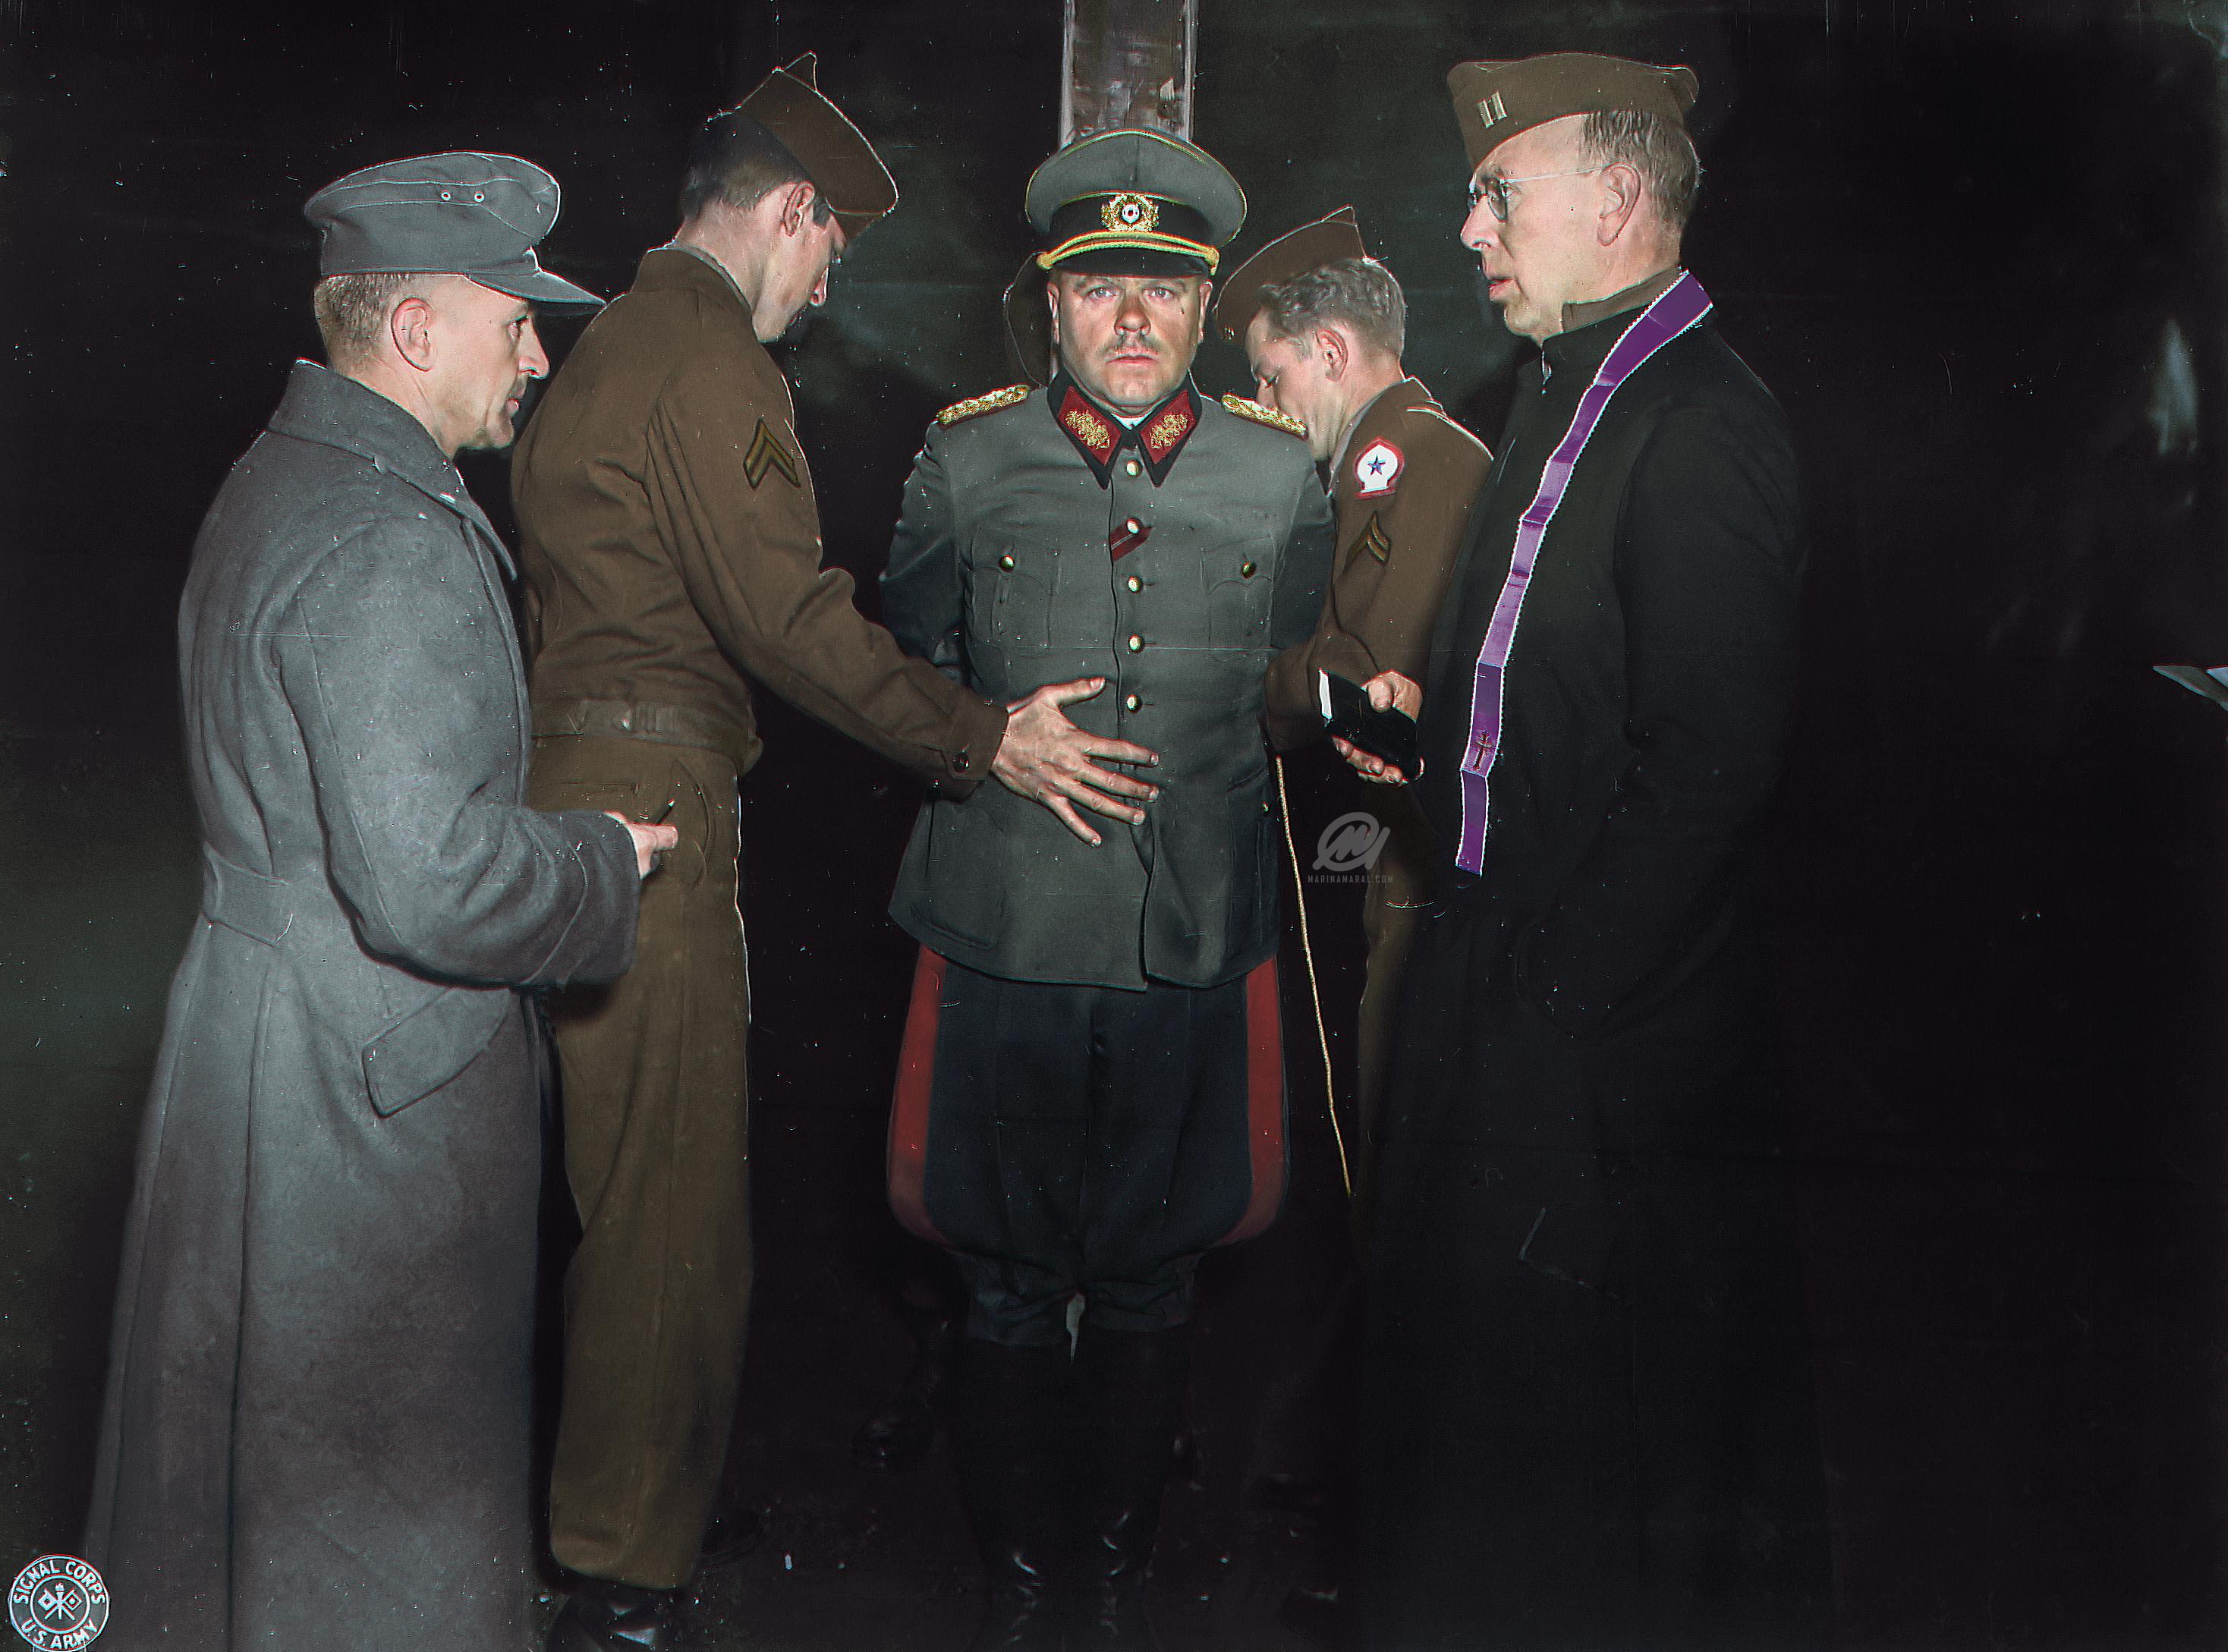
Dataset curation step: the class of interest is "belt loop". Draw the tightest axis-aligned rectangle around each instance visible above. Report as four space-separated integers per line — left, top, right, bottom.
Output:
201 848 293 946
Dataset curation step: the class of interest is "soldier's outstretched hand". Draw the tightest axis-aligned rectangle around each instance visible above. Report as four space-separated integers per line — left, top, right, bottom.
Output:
991 676 1161 846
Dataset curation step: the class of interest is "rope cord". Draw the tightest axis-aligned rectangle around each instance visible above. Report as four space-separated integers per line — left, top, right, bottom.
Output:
1274 754 1352 1200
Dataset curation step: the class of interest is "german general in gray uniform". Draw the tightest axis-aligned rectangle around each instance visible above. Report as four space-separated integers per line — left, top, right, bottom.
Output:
878 130 1334 1650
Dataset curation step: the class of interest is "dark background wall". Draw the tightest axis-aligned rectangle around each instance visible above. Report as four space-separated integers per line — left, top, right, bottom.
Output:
6 1 2228 1646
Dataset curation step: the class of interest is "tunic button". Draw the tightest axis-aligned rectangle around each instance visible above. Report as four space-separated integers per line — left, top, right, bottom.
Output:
953 753 971 773
1241 561 1258 578
1125 459 1141 477
1124 694 1141 713
1125 574 1142 593
1126 634 1144 653
999 553 1016 571
1123 518 1141 534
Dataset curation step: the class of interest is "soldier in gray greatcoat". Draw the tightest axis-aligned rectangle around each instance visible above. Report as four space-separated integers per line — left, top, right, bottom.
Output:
879 131 1336 1650
81 154 673 1652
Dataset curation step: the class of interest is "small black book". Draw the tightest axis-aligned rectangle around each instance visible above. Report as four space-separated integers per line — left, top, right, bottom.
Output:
1317 670 1423 776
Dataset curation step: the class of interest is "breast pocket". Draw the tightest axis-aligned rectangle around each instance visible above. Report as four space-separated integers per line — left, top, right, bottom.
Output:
1203 539 1276 649
970 550 1055 650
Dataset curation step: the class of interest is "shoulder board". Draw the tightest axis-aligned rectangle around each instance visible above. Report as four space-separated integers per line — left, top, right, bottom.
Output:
1219 394 1308 439
936 384 1032 426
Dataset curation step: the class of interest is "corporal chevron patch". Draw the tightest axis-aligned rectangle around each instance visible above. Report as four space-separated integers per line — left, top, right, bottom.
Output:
1352 510 1392 563
1219 393 1308 439
936 383 1032 426
743 417 801 489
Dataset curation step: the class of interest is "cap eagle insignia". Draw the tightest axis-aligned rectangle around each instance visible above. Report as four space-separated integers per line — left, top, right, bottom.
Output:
1102 193 1160 233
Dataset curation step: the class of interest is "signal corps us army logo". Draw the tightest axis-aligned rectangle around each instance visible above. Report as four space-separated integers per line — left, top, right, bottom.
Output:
8 1556 109 1650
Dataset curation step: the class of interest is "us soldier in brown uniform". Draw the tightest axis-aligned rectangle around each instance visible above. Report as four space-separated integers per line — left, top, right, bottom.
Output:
514 56 1152 1652
1212 210 1492 1638
1221 206 1492 1193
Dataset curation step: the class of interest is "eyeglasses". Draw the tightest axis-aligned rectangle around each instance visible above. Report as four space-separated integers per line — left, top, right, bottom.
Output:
1467 166 1604 222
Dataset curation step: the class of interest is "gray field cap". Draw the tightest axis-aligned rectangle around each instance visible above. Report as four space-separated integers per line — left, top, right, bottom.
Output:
304 151 602 307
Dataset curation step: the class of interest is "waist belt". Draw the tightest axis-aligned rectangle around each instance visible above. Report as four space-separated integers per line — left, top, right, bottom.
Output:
532 696 760 771
201 848 293 946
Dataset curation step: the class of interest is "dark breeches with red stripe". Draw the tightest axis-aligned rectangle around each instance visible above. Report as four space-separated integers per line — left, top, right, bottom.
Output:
887 949 1286 1347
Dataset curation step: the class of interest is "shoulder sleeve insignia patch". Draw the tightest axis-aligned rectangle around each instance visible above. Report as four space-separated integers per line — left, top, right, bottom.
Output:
1353 439 1404 498
1352 511 1392 564
936 383 1032 426
744 417 801 489
1219 393 1308 439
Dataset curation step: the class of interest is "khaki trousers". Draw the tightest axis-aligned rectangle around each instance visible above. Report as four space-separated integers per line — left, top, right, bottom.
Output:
529 734 751 1588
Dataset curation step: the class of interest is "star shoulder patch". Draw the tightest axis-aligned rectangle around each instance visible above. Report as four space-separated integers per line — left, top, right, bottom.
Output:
743 417 801 489
1219 393 1308 439
1352 439 1404 498
936 383 1032 426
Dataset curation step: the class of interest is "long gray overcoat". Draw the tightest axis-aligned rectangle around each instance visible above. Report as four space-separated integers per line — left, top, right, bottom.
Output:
82 362 643 1651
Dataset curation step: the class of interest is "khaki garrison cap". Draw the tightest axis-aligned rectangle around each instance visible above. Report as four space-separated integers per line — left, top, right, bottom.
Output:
1213 205 1370 345
734 52 898 238
1449 52 1699 168
304 152 602 307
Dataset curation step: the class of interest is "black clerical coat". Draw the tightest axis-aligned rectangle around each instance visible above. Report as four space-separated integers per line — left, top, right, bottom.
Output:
1361 274 1830 1647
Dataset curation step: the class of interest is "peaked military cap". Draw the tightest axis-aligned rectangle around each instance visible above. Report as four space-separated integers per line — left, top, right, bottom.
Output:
731 52 898 238
1026 127 1246 278
304 152 601 307
1213 205 1371 345
1449 52 1699 168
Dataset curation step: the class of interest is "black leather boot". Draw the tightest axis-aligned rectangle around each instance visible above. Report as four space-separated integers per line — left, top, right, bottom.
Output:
1070 1323 1194 1651
546 1578 685 1651
949 1336 1077 1651
697 1499 764 1570
852 1301 962 1473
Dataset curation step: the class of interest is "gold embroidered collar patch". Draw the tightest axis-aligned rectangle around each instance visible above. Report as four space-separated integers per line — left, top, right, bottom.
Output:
1049 377 1200 488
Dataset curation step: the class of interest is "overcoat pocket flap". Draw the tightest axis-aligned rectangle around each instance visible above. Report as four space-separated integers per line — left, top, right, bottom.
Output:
360 985 511 1117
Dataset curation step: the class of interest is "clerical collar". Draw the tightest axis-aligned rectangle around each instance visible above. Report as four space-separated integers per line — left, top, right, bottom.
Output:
1559 266 1685 336
1542 267 1688 382
1049 372 1201 488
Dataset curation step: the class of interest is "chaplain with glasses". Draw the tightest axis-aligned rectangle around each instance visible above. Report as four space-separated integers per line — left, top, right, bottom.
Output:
1351 52 1833 1649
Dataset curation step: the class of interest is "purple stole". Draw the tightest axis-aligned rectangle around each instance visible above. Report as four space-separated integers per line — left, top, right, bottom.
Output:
1452 272 1714 874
